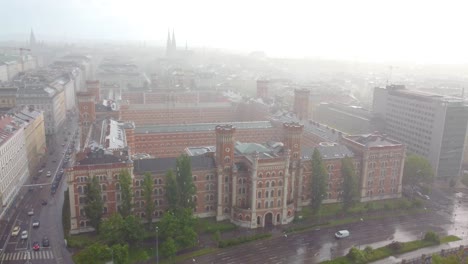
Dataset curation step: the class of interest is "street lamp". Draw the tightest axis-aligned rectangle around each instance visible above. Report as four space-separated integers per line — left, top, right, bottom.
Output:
156 226 159 264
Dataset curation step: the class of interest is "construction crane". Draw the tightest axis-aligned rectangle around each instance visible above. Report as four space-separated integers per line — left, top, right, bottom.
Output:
0 47 32 71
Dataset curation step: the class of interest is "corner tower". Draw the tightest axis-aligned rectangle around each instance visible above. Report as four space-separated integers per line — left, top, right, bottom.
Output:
283 122 304 161
215 124 236 221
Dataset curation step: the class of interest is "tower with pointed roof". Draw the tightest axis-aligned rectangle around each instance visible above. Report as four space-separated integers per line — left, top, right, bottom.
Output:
166 29 177 58
29 28 36 48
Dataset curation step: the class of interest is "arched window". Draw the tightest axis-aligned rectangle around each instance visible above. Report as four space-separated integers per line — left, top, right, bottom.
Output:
101 184 107 191
258 173 263 178
238 179 242 184
279 171 283 176
77 186 83 194
224 156 231 163
225 176 229 183
267 173 270 178
270 190 274 197
279 180 283 186
277 200 281 207
278 190 282 197
266 191 269 198
239 214 243 220
271 181 276 187
246 215 251 221
272 172 276 177
266 181 270 188
193 175 197 181
257 202 261 209
258 182 263 188
115 183 121 190
258 191 262 198
270 201 273 208
265 201 269 208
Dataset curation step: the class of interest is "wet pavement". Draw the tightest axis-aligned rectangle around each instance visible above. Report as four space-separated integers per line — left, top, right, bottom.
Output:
179 186 468 264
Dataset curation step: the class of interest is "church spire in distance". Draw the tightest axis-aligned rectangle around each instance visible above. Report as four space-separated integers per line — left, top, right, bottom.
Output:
172 29 176 50
29 28 36 47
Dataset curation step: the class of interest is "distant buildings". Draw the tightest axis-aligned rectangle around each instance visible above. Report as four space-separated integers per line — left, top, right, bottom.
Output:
0 115 30 220
373 85 468 179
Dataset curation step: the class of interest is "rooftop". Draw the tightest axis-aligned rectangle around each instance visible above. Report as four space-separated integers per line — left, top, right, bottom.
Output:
133 155 216 174
345 134 402 148
135 121 273 134
0 115 22 146
385 85 467 104
302 144 354 160
126 101 232 110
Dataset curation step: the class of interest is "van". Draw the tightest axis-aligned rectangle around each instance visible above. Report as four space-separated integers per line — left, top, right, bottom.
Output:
335 230 350 238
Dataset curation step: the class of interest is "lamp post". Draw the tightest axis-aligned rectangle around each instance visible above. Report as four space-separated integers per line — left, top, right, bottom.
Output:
156 226 159 264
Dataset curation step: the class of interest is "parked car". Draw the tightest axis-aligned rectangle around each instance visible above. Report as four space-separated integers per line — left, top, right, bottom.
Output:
32 242 40 251
38 169 44 173
46 171 51 177
21 230 28 240
11 226 20 237
42 236 50 247
32 219 40 228
335 230 350 239
423 195 430 200
28 209 34 216
41 200 48 206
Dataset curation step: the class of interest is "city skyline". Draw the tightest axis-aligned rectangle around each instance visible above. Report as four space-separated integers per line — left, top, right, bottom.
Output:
2 0 468 64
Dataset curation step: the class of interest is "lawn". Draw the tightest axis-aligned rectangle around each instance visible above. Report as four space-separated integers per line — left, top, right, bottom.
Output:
196 217 237 233
321 235 461 264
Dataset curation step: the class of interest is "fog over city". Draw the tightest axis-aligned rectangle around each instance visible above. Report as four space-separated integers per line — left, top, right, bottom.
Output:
3 0 468 63
1 1 468 264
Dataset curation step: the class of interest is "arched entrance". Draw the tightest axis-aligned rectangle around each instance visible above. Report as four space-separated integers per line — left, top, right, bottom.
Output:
257 216 262 226
264 212 273 227
276 213 281 224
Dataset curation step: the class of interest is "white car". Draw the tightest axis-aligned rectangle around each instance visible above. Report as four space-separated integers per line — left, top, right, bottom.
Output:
11 226 20 237
21 230 28 240
28 209 34 216
46 171 51 177
32 219 40 228
335 230 350 239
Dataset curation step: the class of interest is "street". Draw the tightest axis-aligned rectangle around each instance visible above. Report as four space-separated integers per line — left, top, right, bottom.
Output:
180 187 468 264
0 113 78 264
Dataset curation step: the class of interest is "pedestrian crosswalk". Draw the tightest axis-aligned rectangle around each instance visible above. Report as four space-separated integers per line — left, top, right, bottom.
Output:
0 250 54 261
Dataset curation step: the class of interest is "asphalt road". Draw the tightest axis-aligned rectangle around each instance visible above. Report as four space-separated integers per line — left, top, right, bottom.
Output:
0 114 78 264
180 188 468 264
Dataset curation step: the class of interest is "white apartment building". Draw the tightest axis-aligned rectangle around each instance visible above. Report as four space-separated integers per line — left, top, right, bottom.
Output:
373 85 468 179
0 116 29 220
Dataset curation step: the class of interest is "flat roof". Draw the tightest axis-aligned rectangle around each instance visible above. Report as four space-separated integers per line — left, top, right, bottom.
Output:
135 121 273 134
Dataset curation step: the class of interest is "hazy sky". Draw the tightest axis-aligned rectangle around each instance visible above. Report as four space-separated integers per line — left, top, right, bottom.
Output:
2 0 468 63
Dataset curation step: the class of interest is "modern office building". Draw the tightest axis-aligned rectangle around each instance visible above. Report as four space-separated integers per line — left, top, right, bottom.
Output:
373 85 468 179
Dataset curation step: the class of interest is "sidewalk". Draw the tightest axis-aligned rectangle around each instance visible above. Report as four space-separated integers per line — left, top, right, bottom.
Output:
372 239 468 264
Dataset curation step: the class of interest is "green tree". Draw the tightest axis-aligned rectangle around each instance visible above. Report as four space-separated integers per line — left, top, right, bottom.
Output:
176 154 196 209
123 215 145 244
99 214 144 245
342 157 359 211
213 230 221 247
84 176 103 232
161 237 177 262
403 154 434 186
110 243 130 264
310 148 328 213
74 243 111 264
159 208 198 251
143 172 155 229
100 213 126 245
119 170 133 217
165 169 179 211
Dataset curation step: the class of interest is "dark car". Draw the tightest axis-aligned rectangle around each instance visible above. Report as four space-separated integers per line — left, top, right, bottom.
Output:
42 237 49 247
41 200 47 206
32 242 40 251
51 188 56 194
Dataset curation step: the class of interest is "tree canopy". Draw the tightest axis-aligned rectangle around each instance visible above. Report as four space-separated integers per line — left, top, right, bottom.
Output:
310 148 328 213
118 170 133 217
143 172 155 229
342 156 359 211
84 176 103 231
165 154 196 211
99 213 145 245
403 154 434 186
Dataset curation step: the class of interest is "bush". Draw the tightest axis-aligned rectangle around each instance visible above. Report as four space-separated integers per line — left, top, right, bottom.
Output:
387 241 402 251
424 231 440 244
218 233 271 248
363 246 373 255
346 247 367 264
